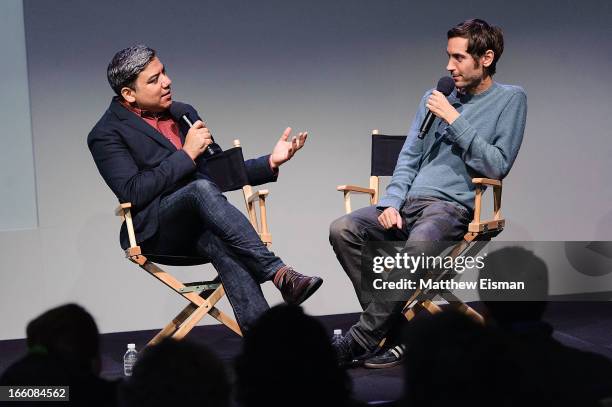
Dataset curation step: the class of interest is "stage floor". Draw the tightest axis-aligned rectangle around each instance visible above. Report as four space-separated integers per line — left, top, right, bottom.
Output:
1 302 612 404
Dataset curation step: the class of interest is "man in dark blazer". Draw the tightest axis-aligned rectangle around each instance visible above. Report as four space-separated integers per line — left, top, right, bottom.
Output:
88 45 322 332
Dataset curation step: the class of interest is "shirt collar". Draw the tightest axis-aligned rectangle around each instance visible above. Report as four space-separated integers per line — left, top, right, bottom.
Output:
119 98 171 119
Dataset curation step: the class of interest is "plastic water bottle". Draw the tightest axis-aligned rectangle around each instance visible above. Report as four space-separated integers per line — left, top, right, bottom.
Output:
123 343 138 376
331 329 343 346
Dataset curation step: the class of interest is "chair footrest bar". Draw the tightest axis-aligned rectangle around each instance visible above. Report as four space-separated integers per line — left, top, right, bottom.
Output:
179 281 221 294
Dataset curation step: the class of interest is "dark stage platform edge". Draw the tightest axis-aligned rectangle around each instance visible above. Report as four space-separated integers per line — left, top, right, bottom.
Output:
1 302 612 404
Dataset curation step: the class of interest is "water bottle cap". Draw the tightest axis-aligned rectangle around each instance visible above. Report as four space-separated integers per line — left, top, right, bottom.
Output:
127 343 136 349
333 329 342 335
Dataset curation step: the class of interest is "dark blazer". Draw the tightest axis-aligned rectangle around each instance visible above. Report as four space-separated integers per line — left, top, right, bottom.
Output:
88 97 277 249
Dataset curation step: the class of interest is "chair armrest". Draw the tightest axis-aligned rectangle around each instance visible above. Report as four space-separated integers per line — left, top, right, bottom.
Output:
246 189 269 204
243 188 272 245
336 185 376 195
113 202 138 248
115 202 132 216
471 178 501 187
337 185 376 214
468 178 504 234
468 219 505 233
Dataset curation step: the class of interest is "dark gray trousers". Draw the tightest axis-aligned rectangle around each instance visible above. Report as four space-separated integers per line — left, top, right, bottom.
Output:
329 196 471 350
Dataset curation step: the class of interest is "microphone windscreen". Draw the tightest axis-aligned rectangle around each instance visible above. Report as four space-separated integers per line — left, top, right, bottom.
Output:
436 76 455 96
168 101 195 121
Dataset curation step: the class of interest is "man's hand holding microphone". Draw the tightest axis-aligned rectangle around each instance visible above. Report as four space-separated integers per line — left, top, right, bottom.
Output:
183 120 213 161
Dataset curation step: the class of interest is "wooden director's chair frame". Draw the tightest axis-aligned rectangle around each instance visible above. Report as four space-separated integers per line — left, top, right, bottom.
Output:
337 130 505 325
115 140 272 347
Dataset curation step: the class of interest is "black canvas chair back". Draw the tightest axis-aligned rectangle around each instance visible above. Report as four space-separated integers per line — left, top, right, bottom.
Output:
204 146 250 192
337 130 406 212
371 134 406 176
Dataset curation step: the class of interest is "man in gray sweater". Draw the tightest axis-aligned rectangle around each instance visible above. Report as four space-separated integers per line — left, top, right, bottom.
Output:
329 18 527 368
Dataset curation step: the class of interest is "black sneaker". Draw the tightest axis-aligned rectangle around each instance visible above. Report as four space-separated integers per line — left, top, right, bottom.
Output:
332 333 369 368
363 344 406 369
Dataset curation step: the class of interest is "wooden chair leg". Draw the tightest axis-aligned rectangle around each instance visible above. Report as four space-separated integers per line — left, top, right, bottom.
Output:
209 308 242 336
452 302 485 324
173 285 243 340
404 301 425 321
441 291 485 324
149 301 242 346
402 271 437 319
195 285 242 336
132 257 243 342
148 303 198 347
421 299 443 315
172 300 214 340
403 287 424 310
120 212 246 342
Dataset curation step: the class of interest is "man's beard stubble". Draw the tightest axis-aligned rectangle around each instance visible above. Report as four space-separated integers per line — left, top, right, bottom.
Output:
459 60 486 95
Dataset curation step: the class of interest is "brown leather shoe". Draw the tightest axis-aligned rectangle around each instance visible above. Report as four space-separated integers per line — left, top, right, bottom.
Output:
273 267 323 305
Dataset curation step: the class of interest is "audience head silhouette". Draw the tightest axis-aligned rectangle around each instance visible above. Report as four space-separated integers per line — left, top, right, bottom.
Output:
235 304 354 407
403 311 519 407
478 246 549 326
120 338 230 407
25 303 101 373
0 303 117 406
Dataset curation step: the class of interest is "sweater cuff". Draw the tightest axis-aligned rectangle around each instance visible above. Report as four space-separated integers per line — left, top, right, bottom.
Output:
446 116 475 150
377 196 404 211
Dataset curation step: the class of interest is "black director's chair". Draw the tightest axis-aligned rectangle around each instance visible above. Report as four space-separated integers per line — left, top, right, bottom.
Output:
337 130 505 324
115 140 273 346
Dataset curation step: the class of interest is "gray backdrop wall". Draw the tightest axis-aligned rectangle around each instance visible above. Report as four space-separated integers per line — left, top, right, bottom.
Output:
0 0 610 340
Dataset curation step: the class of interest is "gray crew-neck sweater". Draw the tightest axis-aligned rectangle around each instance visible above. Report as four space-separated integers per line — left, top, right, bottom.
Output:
378 81 527 212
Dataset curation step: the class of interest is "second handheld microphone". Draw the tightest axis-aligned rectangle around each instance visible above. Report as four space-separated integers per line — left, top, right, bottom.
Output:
169 102 223 157
418 76 456 139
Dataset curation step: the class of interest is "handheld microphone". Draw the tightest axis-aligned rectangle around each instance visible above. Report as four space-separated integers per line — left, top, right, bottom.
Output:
417 76 456 139
169 102 223 156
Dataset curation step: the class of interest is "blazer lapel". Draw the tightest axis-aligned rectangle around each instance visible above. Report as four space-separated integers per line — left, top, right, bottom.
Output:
177 119 189 145
109 98 178 152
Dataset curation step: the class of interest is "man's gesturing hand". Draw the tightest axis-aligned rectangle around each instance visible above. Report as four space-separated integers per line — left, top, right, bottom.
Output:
378 207 403 230
183 120 213 161
269 127 308 170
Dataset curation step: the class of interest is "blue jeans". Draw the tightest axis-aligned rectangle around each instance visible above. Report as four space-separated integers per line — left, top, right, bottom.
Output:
329 196 471 350
142 179 285 332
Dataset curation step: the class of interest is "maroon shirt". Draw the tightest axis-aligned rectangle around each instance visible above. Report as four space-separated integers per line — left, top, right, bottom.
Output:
121 101 182 150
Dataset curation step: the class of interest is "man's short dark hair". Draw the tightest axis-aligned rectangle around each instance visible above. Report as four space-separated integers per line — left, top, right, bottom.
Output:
107 44 156 96
447 18 504 76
